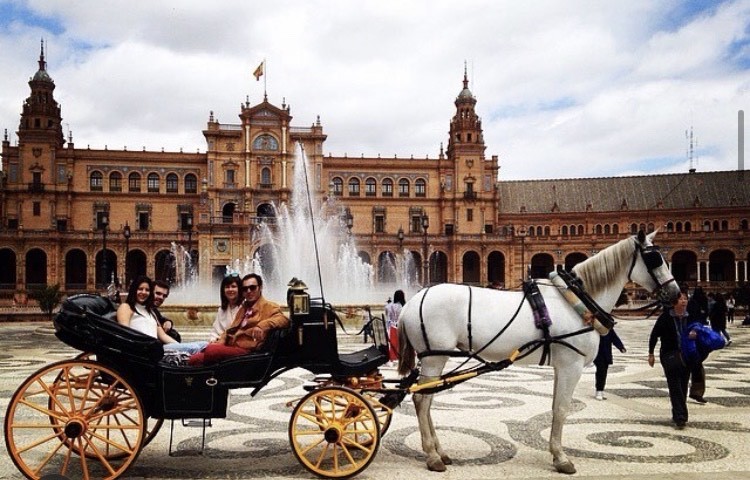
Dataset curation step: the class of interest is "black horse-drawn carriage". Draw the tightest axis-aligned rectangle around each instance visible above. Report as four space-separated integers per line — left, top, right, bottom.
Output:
4 292 397 479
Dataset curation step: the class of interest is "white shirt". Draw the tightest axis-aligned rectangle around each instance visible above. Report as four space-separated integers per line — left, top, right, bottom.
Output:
129 304 158 338
210 304 241 342
385 302 402 330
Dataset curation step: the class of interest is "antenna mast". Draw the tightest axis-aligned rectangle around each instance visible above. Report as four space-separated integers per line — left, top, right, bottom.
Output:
686 126 697 173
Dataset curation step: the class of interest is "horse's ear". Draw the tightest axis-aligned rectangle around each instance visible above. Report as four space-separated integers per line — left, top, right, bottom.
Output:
647 229 659 243
637 230 646 244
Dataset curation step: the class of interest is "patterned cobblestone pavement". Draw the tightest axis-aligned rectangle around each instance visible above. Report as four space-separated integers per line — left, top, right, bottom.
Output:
1 317 750 479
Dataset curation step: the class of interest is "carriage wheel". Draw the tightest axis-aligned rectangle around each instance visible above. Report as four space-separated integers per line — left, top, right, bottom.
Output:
49 352 164 457
5 359 145 479
289 387 380 478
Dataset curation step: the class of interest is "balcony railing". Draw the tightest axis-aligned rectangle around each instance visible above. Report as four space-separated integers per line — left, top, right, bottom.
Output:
28 183 45 193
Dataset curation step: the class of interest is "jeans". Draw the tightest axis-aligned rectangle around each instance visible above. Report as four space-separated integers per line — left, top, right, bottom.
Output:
164 341 208 355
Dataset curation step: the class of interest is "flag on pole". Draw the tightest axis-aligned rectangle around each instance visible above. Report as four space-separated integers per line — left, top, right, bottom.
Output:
253 61 264 81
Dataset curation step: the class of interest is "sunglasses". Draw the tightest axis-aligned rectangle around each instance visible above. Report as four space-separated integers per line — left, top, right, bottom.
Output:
241 285 260 293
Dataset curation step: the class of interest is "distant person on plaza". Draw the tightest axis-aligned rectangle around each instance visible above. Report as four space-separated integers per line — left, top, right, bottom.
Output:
384 290 406 363
593 328 626 400
726 295 735 324
116 275 206 355
709 292 731 346
687 287 709 404
648 290 698 429
209 274 243 342
152 280 181 342
189 273 288 366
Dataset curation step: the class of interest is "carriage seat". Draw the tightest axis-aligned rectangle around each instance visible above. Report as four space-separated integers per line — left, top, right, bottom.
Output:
336 345 387 376
54 294 164 362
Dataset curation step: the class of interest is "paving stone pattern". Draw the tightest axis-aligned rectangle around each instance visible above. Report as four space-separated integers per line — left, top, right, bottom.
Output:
1 318 750 479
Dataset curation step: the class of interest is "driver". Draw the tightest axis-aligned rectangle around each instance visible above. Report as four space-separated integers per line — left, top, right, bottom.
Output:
188 273 288 366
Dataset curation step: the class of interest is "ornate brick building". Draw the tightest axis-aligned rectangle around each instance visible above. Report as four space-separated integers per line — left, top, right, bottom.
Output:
1 47 748 300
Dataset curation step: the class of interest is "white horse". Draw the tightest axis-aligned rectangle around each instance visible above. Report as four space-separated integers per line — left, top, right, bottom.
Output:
398 230 680 474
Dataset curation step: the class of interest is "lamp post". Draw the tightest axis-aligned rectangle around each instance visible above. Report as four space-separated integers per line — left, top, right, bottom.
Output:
519 226 527 281
421 213 429 285
397 226 404 251
122 222 131 288
186 216 193 283
345 209 353 236
101 214 109 289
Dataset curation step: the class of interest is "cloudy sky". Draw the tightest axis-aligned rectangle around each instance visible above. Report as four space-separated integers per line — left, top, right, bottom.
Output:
0 0 748 180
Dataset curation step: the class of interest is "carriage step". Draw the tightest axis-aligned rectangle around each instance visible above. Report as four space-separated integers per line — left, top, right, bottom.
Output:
182 418 212 428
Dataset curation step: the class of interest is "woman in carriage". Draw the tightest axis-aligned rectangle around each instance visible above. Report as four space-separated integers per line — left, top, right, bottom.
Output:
116 275 207 355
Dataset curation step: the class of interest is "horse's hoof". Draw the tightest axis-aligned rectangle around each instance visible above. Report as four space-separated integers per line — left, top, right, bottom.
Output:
427 459 447 472
441 454 453 465
554 461 576 474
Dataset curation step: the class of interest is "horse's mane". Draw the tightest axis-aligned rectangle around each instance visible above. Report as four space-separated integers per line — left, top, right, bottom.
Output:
571 236 635 297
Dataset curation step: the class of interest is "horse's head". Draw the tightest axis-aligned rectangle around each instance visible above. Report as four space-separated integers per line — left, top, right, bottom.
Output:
628 230 680 303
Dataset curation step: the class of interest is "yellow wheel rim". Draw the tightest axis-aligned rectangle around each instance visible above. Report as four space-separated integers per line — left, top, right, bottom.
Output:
289 387 380 478
5 359 145 479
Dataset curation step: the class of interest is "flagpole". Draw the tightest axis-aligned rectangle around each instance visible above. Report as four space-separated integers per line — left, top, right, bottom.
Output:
263 58 267 99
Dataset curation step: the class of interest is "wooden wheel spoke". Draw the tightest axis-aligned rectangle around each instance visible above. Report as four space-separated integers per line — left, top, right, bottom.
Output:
81 435 118 476
28 437 67 477
18 397 69 422
16 431 64 454
299 437 326 456
314 442 331 468
88 425 139 454
297 411 328 429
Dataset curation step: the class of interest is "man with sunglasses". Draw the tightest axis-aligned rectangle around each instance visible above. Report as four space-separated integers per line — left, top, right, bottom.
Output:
189 273 288 366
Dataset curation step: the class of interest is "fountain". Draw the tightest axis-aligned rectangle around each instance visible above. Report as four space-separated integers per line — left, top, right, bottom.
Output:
168 143 420 307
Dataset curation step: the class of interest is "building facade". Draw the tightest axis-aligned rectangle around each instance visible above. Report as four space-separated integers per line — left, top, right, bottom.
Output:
1 47 748 301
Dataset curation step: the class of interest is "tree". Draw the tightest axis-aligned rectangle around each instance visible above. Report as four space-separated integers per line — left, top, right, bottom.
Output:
29 284 64 320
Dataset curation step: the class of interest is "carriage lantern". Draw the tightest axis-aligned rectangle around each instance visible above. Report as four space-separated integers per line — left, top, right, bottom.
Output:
288 278 310 316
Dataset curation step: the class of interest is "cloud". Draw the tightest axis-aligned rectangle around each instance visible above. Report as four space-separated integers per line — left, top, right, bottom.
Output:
1 0 748 179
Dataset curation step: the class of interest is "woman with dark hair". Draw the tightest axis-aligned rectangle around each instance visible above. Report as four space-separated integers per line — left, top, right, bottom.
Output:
385 289 406 363
117 275 206 355
647 290 699 429
209 274 243 342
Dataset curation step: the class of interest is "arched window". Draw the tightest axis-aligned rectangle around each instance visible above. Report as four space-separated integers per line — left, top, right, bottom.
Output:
612 224 619 234
382 178 394 197
703 220 711 231
630 223 638 234
647 223 655 232
577 225 584 235
348 178 360 196
604 224 611 234
544 226 551 236
128 172 141 192
666 222 674 232
536 226 543 236
415 178 426 197
685 221 692 232
562 225 569 235
252 134 279 151
261 167 272 187
331 177 343 196
676 222 683 232
742 219 749 230
721 220 728 231
90 171 103 191
595 225 602 235
185 174 197 194
528 226 535 237
166 173 178 193
147 173 160 193
365 177 377 196
109 172 122 192
712 220 719 231
398 178 410 197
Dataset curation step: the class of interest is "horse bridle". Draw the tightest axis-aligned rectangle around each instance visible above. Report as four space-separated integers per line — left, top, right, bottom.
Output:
627 241 677 296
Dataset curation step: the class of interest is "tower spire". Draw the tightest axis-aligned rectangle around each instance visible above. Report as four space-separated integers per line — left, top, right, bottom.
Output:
463 60 469 89
38 38 46 72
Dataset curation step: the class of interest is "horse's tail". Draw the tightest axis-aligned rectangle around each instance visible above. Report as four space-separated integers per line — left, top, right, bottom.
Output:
397 321 415 376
